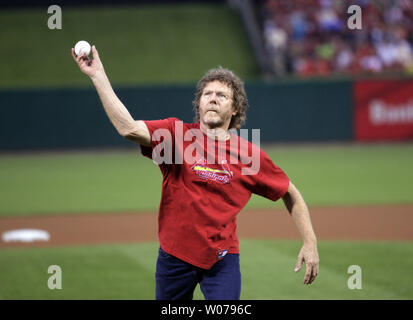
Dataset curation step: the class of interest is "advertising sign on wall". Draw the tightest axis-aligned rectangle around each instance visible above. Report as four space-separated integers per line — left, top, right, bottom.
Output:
354 80 413 141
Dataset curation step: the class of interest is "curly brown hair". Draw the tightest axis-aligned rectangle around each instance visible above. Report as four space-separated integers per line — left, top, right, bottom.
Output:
192 67 248 130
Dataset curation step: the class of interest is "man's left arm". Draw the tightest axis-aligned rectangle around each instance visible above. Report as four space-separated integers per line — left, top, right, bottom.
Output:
282 181 319 285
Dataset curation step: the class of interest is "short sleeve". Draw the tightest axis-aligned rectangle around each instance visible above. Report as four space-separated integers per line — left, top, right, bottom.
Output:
140 117 180 159
250 149 290 202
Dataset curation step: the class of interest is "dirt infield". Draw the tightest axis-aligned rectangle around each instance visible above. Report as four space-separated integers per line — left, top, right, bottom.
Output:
0 204 412 248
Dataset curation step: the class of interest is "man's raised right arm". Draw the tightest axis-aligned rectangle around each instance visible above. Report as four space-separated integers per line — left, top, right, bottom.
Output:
71 45 151 147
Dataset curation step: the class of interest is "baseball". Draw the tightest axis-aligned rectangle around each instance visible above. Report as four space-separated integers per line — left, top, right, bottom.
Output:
74 40 91 56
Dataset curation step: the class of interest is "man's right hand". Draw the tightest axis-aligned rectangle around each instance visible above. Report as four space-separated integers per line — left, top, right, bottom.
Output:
71 45 104 79
71 44 151 147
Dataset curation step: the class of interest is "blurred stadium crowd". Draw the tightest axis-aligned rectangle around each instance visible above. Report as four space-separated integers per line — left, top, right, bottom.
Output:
257 0 413 77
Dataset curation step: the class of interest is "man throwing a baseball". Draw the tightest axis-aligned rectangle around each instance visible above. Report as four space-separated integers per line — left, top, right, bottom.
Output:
72 45 319 300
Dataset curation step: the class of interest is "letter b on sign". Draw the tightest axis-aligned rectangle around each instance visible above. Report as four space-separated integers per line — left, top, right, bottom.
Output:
48 265 62 290
347 265 362 290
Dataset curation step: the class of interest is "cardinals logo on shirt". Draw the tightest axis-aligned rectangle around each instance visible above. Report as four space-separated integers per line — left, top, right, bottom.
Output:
191 157 233 184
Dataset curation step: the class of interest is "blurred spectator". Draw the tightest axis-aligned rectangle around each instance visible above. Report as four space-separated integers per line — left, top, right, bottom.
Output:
257 0 413 77
263 19 288 75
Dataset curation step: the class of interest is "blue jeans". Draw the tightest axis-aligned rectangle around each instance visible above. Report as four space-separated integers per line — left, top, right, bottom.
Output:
155 247 241 300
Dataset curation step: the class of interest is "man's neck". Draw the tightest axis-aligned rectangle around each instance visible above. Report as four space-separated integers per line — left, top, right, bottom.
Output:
199 123 230 141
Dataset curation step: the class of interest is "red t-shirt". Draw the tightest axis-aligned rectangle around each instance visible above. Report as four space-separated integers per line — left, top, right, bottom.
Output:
141 118 290 269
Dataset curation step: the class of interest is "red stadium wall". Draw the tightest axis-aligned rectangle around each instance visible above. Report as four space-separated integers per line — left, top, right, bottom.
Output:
354 80 413 141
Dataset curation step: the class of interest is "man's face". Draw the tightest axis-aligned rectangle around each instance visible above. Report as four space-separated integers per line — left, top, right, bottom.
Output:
199 81 236 129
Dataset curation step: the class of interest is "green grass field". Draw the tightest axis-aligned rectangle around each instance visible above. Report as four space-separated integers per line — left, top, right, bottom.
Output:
0 4 259 88
0 144 412 299
1 239 412 299
0 144 412 216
